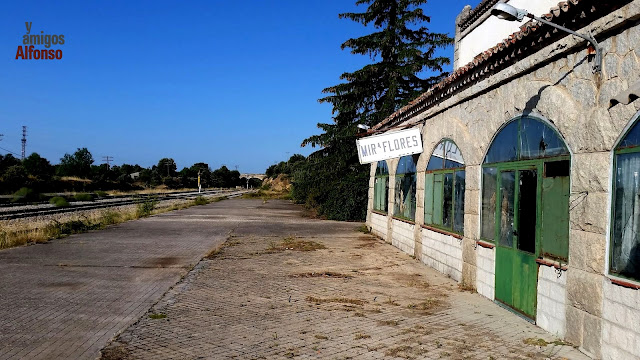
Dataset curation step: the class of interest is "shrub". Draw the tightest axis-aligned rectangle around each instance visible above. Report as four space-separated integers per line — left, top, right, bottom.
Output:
74 193 94 201
100 210 121 225
95 190 108 198
193 196 209 205
136 197 157 217
11 187 39 203
49 196 70 207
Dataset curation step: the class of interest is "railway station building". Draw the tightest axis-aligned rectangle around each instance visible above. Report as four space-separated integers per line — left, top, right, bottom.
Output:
364 0 640 358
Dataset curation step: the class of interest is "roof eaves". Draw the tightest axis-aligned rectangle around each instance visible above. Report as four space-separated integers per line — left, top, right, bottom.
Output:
373 0 614 132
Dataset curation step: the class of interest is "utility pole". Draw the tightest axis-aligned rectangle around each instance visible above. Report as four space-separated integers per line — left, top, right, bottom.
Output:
21 126 27 160
102 156 113 170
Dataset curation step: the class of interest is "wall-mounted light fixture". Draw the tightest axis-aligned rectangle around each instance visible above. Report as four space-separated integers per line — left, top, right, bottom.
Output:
490 3 602 73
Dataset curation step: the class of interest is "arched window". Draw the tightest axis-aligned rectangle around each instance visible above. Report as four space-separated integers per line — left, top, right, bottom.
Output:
373 161 389 213
394 155 417 221
424 139 465 234
481 117 570 253
611 117 640 282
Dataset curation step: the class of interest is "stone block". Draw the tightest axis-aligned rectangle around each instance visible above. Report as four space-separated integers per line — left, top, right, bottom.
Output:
568 229 607 275
566 269 604 316
604 53 621 81
573 54 594 80
599 77 626 108
464 189 479 216
625 307 640 334
610 322 634 355
462 237 476 266
582 313 603 357
569 192 609 235
620 52 640 83
565 305 585 345
582 105 624 151
570 153 611 193
463 214 479 240
616 30 631 56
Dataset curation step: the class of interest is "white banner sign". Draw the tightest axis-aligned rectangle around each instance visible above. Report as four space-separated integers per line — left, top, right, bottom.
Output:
356 128 423 164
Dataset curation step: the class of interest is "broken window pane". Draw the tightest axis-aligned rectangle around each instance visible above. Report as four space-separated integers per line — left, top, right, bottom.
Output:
520 118 569 159
481 167 497 241
454 171 465 233
394 156 416 220
428 140 464 170
485 117 568 164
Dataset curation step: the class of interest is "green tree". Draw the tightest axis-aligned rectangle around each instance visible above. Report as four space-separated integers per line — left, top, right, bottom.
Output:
23 153 54 180
296 0 452 220
1 164 28 192
157 158 177 177
57 148 94 178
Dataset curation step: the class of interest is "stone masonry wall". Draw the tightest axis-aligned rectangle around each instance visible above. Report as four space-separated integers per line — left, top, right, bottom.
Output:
536 266 568 338
370 212 388 239
367 3 640 356
475 246 495 301
391 219 415 256
420 228 463 282
601 280 640 360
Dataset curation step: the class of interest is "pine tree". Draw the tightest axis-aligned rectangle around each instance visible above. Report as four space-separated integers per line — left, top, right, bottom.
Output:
304 0 453 148
294 0 453 220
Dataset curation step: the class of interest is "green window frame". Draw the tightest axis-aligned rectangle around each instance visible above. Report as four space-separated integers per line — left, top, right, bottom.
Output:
373 161 389 213
610 116 640 283
424 139 465 234
480 116 570 261
394 155 417 221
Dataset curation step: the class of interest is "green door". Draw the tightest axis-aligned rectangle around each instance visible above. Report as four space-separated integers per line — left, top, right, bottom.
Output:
495 167 539 319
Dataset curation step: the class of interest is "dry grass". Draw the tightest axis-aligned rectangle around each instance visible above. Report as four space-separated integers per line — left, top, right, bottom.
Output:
100 343 129 360
265 236 326 252
406 298 443 314
305 296 367 306
458 282 476 292
289 271 352 279
241 189 291 200
384 343 431 359
377 319 400 327
0 196 227 251
523 338 567 347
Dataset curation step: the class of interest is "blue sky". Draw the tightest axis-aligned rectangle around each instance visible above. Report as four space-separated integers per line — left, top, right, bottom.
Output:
0 0 480 173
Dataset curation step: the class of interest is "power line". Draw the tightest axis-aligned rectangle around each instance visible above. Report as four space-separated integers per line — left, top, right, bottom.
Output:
0 146 21 157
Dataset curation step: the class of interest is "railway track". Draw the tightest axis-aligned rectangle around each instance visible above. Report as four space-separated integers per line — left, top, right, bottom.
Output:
0 189 248 221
